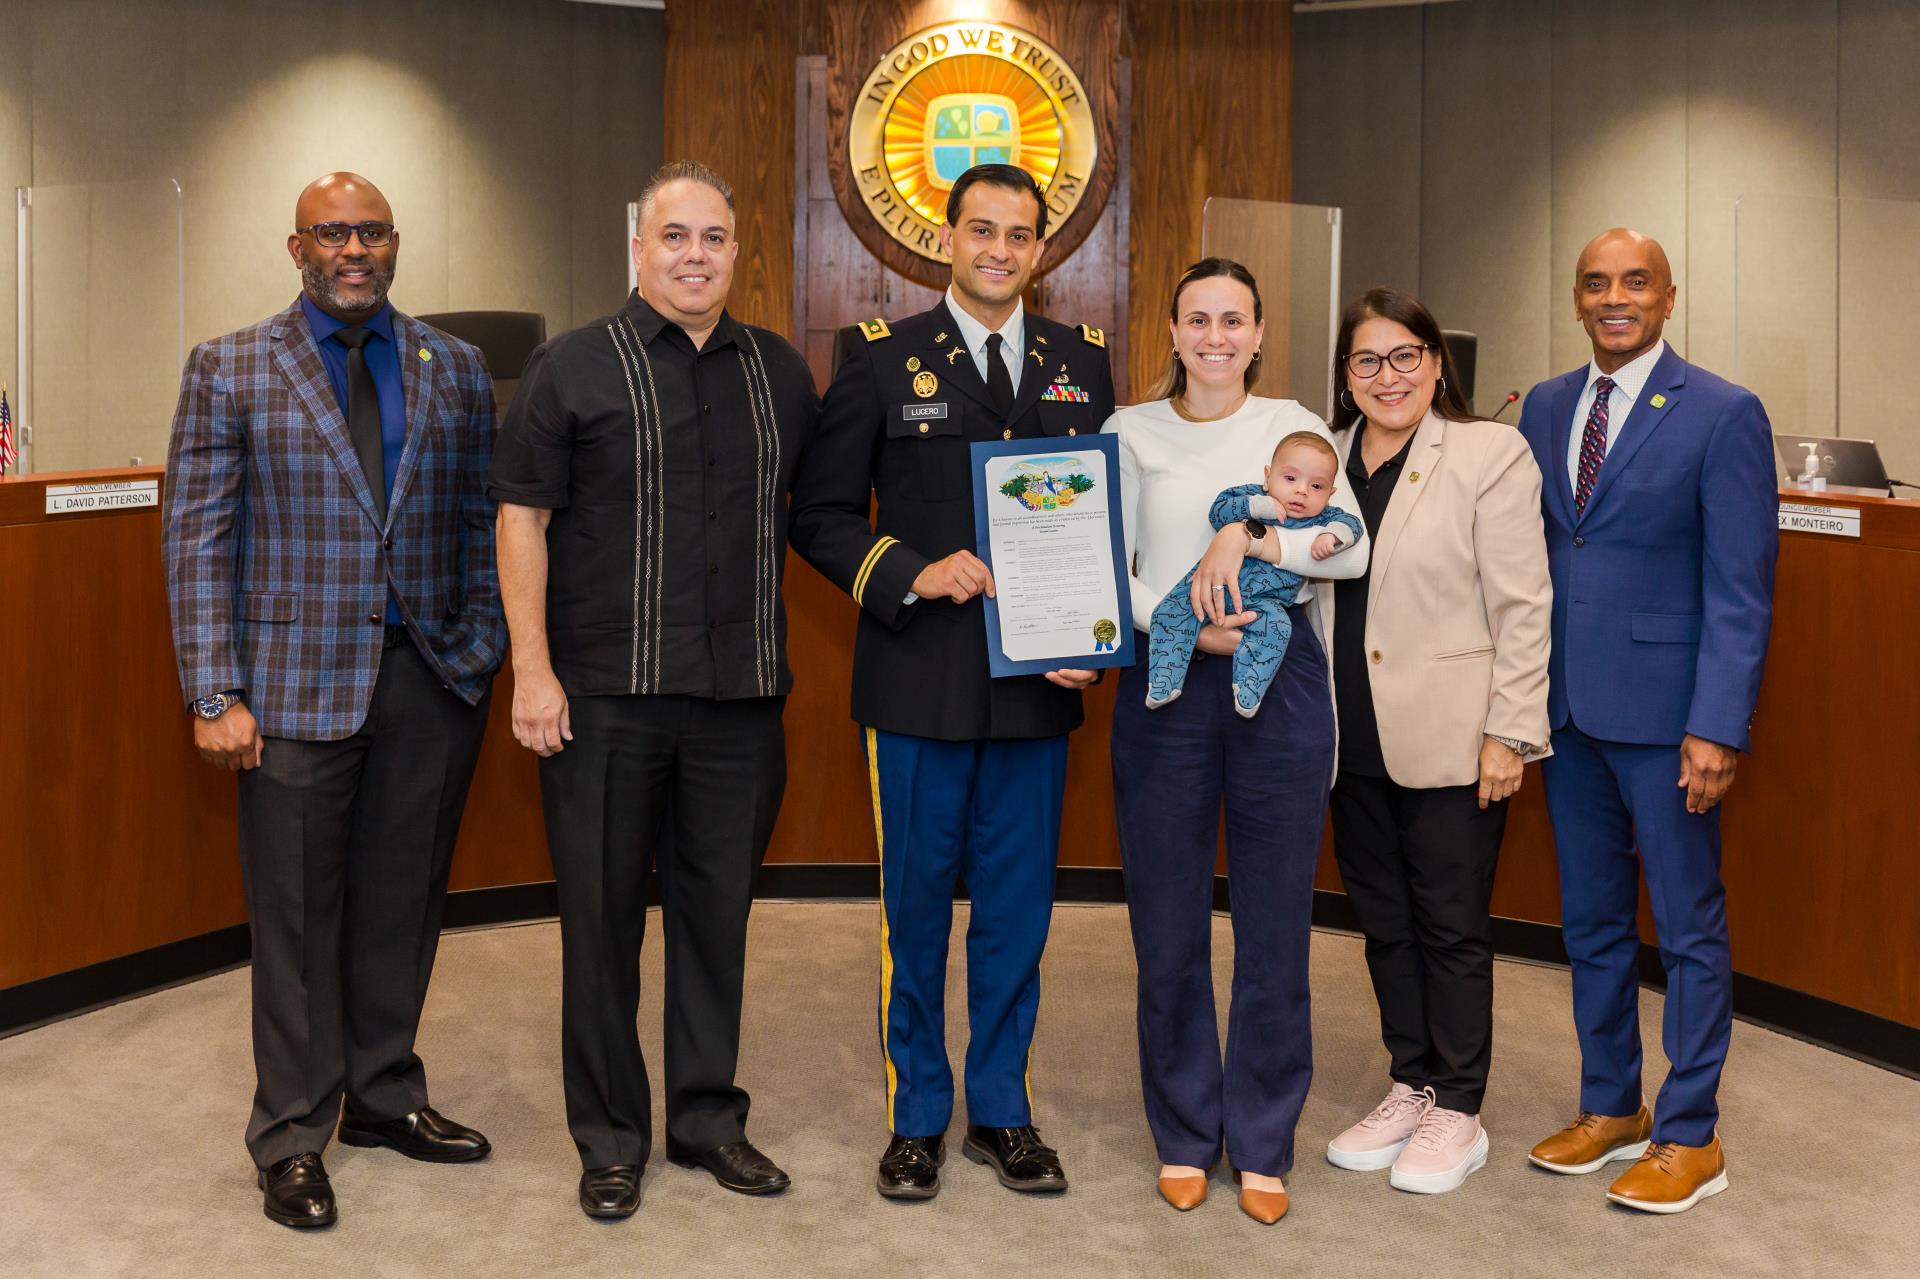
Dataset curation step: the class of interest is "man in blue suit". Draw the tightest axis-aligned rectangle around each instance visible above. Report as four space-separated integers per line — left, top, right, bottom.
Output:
1518 229 1777 1214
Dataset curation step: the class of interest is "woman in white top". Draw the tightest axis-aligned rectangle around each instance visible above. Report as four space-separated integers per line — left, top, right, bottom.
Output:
1103 258 1369 1224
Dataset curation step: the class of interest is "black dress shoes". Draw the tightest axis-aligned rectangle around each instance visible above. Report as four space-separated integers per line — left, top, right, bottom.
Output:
579 1165 643 1219
338 1105 492 1163
668 1140 792 1194
877 1134 946 1200
962 1125 1069 1192
259 1152 337 1228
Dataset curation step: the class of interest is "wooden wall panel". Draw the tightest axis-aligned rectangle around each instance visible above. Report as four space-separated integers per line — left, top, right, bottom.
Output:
662 0 803 331
1124 0 1293 400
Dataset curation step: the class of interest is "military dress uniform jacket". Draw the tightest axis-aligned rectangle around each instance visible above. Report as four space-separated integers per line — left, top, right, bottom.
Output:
789 300 1116 742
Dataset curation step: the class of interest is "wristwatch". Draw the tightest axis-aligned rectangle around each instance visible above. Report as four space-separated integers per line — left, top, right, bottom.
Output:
192 690 244 720
1243 518 1268 541
1487 733 1538 758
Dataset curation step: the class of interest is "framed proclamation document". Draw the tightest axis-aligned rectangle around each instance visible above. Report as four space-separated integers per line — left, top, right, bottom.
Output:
970 435 1135 678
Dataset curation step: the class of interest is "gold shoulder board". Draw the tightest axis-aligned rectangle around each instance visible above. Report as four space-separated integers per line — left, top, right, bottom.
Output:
1079 324 1105 348
860 317 892 342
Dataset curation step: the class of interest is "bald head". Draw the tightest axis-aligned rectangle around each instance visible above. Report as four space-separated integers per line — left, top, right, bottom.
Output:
287 171 399 321
1575 228 1672 289
294 171 391 229
1573 227 1676 373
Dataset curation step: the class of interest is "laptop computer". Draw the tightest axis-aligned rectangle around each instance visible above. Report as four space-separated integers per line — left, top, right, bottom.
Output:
1774 434 1892 496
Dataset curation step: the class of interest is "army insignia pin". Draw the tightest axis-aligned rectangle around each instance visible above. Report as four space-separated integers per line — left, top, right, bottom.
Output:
913 370 939 398
947 346 964 365
1054 370 1070 384
934 331 949 344
906 356 922 372
1029 348 1043 364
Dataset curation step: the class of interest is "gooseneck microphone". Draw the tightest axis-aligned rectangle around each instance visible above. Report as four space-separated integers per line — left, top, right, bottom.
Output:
1489 391 1520 422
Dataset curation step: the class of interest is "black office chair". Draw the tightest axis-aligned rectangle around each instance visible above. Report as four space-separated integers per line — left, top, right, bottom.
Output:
1440 329 1477 412
417 310 548 404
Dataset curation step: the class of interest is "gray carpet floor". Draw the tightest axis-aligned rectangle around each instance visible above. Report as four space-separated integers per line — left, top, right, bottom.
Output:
1 902 1913 1278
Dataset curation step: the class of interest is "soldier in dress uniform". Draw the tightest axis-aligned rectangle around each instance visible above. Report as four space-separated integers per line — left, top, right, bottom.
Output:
789 164 1116 1202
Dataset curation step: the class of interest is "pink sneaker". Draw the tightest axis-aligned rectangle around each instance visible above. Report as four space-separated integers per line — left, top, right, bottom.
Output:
1326 1083 1432 1171
1389 1104 1488 1194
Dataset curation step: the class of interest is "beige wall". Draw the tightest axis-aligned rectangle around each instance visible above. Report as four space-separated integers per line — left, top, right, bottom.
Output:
0 0 664 473
1294 0 1920 482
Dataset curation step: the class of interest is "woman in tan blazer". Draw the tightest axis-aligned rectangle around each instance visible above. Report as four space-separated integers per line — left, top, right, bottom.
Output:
1310 288 1551 1196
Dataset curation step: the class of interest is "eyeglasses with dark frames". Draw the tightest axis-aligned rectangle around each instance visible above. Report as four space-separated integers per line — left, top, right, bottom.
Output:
1345 344 1433 379
297 221 396 249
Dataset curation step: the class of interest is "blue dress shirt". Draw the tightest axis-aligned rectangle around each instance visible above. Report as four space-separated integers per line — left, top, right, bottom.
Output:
301 294 407 622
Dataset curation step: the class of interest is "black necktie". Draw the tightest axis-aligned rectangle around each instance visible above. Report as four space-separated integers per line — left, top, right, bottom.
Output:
985 332 1014 418
334 326 387 525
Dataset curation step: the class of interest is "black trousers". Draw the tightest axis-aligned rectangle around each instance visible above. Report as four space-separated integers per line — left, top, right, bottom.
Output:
1328 771 1508 1114
236 641 491 1167
540 693 786 1170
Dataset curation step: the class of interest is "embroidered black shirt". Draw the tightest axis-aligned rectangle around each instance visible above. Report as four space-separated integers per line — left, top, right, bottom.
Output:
489 292 819 699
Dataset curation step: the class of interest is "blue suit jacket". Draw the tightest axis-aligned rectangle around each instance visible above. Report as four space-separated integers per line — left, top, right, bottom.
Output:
162 299 505 740
1517 345 1777 750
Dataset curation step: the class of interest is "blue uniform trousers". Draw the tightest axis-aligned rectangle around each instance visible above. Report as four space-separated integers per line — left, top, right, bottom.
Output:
863 727 1068 1138
1541 722 1732 1145
1111 604 1331 1176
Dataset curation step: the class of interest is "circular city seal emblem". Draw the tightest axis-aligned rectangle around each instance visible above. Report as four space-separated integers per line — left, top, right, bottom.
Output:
1092 618 1118 652
848 20 1098 265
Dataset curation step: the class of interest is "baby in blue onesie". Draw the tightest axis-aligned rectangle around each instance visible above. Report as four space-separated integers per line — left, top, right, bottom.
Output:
1148 431 1362 717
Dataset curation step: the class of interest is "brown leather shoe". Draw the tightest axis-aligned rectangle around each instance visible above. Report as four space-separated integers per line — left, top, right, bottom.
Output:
1606 1136 1728 1214
1157 1172 1207 1211
1528 1106 1652 1174
1235 1173 1288 1224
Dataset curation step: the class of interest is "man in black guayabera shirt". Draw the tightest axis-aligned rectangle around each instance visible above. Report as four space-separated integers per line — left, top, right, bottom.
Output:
490 161 819 1221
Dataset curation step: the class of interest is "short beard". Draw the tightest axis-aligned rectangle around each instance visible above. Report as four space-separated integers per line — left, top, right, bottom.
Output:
302 255 393 313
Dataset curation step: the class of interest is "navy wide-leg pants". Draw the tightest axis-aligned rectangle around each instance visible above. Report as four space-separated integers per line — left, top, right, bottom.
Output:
1111 604 1333 1176
862 727 1069 1138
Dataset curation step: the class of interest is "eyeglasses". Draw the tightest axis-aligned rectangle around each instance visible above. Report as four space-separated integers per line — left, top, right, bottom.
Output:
1344 344 1432 378
297 221 395 249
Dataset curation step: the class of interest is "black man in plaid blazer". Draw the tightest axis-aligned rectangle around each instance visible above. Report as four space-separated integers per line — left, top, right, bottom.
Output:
161 173 504 1229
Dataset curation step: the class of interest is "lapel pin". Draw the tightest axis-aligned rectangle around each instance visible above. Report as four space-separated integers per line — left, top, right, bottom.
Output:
1650 393 1668 408
418 347 432 362
1029 348 1043 364
1409 471 1421 482
947 345 964 365
1037 334 1049 346
934 331 949 344
906 356 922 372
913 370 939 399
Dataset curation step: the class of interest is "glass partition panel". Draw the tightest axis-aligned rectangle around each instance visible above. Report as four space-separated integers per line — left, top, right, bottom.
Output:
1200 197 1341 420
18 179 184 472
1735 192 1920 488
1732 192 1838 447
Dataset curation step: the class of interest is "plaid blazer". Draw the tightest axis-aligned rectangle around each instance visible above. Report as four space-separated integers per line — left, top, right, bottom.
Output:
162 298 505 740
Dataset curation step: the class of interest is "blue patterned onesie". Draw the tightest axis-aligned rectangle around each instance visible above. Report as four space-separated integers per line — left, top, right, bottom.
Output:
1147 483 1363 718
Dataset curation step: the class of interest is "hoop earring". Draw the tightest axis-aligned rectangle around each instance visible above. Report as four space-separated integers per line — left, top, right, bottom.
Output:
1437 376 1448 399
1170 350 1179 365
1252 349 1262 362
1338 388 1355 411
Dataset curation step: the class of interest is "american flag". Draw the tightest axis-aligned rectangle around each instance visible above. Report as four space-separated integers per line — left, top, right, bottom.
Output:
0 383 15 474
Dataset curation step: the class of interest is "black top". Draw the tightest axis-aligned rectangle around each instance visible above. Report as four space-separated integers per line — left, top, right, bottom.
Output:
788 300 1116 741
1334 420 1418 777
488 292 819 699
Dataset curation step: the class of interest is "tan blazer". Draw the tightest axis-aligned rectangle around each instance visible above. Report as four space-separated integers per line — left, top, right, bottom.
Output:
1309 412 1553 789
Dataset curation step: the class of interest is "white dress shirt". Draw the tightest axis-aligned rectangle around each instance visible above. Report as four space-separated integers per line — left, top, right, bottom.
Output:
1104 396 1370 633
1565 338 1666 488
944 286 1024 397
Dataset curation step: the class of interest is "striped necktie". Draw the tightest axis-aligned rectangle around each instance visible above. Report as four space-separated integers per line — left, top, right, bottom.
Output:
1574 376 1614 515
